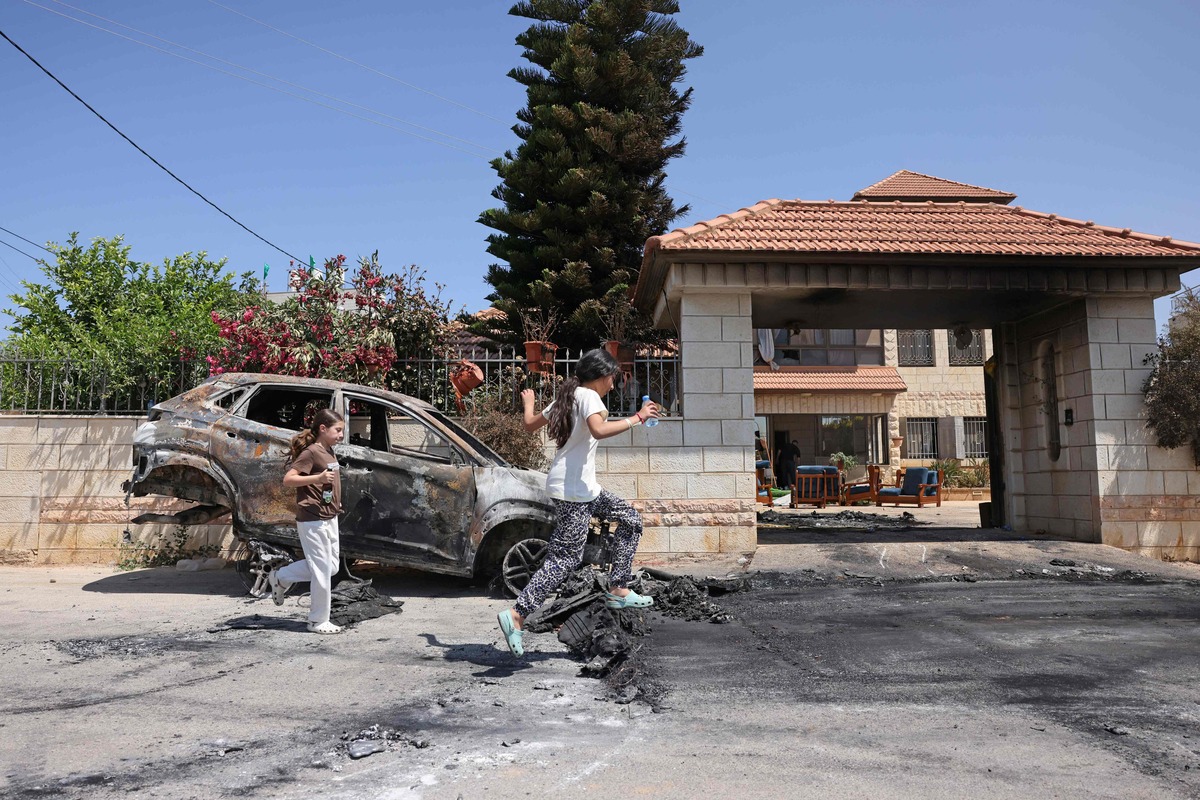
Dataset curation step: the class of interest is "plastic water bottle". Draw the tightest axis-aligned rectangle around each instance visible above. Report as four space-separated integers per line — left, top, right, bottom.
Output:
641 395 658 427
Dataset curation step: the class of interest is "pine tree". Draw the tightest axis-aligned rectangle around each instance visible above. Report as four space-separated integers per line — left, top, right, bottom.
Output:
479 0 702 349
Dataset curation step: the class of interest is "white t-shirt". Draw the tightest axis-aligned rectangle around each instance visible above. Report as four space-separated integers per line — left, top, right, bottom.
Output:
543 387 608 502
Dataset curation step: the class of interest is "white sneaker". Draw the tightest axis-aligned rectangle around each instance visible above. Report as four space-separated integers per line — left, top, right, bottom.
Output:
307 621 342 635
267 570 290 606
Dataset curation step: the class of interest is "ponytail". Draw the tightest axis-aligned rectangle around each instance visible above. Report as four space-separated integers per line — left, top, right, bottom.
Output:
289 407 344 461
547 377 581 449
546 348 622 449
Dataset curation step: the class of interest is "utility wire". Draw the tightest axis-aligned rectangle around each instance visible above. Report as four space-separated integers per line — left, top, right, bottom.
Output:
205 0 508 124
27 0 498 157
0 251 29 296
0 27 305 265
0 237 40 262
0 225 53 254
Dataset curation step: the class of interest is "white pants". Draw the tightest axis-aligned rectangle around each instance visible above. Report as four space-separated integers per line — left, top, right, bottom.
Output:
277 518 340 624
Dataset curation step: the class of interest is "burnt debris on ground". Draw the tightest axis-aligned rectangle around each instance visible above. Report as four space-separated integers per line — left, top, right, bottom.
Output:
210 578 403 632
522 567 750 708
758 508 929 531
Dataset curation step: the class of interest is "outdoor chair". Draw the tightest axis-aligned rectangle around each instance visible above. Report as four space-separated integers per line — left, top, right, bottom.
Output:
790 465 841 509
843 464 881 505
756 461 777 506
876 467 942 508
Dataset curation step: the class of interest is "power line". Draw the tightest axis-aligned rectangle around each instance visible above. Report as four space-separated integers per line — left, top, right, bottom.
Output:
0 225 53 254
0 237 40 262
26 0 497 157
0 251 29 297
0 27 306 265
205 0 508 125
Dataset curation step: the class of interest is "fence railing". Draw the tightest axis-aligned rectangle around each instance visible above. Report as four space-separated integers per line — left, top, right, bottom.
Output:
0 346 682 418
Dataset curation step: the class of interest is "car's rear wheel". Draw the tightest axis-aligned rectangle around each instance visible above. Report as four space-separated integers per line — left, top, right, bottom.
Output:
232 538 294 598
500 537 549 597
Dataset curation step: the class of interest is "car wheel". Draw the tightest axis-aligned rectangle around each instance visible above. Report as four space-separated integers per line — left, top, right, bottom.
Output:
232 539 293 598
500 537 549 597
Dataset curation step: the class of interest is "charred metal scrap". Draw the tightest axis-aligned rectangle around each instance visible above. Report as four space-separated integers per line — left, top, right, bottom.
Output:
522 566 750 704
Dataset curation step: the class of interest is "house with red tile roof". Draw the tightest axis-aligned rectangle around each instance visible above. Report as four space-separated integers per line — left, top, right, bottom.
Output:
616 171 1200 562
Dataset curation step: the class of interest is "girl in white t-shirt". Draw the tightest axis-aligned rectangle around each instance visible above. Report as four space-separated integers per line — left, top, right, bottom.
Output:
497 348 659 658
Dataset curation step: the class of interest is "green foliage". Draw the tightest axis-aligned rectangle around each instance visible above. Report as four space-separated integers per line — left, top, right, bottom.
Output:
117 525 218 571
458 393 549 471
479 0 703 349
3 233 258 400
1143 291 1200 465
208 253 457 389
827 451 858 469
929 457 990 488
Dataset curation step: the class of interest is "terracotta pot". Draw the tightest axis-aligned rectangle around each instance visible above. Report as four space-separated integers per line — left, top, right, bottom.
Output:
603 340 636 372
449 360 484 396
524 341 558 374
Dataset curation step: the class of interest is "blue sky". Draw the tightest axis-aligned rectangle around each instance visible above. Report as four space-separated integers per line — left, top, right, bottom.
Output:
3 0 1200 333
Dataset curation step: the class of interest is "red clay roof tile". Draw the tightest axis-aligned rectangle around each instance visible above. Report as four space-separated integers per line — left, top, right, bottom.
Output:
652 199 1200 257
754 366 908 393
853 170 1017 203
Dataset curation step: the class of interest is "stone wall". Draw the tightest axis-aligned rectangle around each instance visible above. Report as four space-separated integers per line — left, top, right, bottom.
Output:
0 416 231 565
0 406 758 564
996 296 1200 560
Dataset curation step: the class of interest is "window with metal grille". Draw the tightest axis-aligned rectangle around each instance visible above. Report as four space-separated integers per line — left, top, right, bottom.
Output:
963 417 988 458
754 329 883 366
906 417 938 459
897 330 934 366
948 329 985 365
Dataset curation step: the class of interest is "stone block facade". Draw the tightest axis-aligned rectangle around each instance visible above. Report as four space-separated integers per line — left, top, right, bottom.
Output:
994 296 1200 559
0 416 234 565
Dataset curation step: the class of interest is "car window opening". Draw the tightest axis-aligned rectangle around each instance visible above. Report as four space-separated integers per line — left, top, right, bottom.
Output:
348 397 456 464
239 387 335 430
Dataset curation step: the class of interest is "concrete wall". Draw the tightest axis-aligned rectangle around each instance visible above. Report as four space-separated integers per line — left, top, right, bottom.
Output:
0 416 231 565
996 296 1200 560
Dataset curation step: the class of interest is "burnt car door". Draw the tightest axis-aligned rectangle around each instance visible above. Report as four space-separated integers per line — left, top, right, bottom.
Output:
336 393 476 571
209 384 336 539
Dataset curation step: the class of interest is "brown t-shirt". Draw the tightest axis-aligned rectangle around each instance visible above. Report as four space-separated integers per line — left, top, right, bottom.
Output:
291 442 342 522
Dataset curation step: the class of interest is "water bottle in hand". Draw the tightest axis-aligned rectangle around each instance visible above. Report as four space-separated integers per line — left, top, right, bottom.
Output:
322 462 338 503
642 395 658 427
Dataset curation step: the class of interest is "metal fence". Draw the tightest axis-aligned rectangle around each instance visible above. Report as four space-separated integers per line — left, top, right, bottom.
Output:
897 330 935 366
0 354 208 415
0 346 682 418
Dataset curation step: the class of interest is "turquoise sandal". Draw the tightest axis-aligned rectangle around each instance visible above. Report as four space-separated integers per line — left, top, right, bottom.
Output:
605 590 654 610
496 609 524 658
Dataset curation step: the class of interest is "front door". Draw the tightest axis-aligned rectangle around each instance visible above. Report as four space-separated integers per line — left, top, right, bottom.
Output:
336 394 476 571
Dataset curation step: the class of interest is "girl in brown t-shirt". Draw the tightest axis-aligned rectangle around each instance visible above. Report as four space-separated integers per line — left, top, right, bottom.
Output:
268 408 345 634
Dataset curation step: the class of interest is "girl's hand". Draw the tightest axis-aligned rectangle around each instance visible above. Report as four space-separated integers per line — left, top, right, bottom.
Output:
520 388 536 409
640 398 659 419
320 469 336 486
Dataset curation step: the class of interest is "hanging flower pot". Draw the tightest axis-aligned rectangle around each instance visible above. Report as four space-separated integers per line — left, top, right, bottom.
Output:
524 341 557 374
603 339 635 373
449 359 484 396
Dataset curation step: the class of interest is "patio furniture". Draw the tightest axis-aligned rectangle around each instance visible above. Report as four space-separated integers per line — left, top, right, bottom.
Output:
790 465 841 509
843 464 881 505
755 461 777 506
876 467 942 508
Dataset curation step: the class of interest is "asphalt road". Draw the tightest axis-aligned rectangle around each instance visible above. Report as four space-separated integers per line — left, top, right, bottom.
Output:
3 547 1200 799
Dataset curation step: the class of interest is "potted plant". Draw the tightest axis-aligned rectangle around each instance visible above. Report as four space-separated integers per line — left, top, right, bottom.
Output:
827 451 859 472
449 359 484 413
518 304 559 374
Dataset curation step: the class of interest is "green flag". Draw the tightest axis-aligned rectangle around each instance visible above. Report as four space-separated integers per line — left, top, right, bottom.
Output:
308 255 315 269
263 263 270 282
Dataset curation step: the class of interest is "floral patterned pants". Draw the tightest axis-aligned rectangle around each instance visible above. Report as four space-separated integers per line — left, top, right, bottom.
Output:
514 489 644 619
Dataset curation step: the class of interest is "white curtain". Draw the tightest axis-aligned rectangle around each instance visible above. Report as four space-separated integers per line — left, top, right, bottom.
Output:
757 328 781 370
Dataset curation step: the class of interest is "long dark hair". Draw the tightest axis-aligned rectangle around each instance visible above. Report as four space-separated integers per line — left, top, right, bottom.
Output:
547 348 622 448
289 408 344 461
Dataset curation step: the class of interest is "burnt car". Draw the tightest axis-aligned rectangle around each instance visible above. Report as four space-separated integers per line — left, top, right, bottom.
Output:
125 373 554 595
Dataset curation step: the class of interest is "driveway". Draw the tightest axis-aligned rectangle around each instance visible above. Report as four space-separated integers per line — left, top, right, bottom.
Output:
2 526 1199 799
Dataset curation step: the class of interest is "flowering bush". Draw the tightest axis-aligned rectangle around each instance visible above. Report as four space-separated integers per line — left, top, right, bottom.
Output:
208 253 455 388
